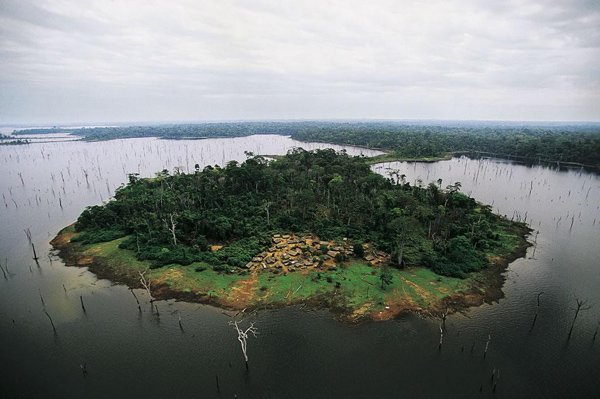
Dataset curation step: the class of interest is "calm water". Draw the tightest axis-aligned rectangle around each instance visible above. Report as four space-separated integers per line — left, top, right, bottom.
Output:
0 136 598 398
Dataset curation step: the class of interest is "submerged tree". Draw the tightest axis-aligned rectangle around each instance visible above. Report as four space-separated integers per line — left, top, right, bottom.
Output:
229 320 258 370
568 298 592 340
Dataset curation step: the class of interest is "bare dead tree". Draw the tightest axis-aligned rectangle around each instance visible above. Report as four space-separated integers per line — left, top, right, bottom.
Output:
530 292 544 332
139 270 153 300
24 228 39 264
229 320 258 370
0 259 7 280
592 321 599 342
43 309 57 334
163 214 178 246
484 334 491 359
531 231 539 258
80 295 87 314
129 289 141 312
263 201 272 226
441 307 448 328
438 323 444 351
178 313 184 332
568 298 592 340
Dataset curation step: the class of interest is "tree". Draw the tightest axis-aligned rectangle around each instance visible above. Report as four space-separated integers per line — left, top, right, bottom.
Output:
229 320 258 370
353 243 365 257
568 297 591 340
379 266 393 290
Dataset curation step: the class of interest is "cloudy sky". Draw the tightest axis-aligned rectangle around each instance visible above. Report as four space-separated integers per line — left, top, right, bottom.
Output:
0 0 599 124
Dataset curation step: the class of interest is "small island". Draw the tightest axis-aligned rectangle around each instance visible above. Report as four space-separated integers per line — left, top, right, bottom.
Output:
52 149 530 321
0 134 29 146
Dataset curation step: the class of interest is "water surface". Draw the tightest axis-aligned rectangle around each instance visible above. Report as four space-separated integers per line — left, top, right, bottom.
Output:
0 137 598 398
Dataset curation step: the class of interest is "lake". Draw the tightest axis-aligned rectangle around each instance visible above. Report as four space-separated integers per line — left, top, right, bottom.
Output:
0 135 598 398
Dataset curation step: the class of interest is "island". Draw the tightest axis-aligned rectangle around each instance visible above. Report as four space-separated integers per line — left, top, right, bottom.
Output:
0 134 29 145
51 149 530 321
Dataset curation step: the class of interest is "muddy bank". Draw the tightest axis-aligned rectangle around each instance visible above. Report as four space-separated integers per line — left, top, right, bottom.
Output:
51 225 531 323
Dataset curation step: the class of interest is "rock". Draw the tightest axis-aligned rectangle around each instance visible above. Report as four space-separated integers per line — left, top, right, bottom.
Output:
327 250 340 258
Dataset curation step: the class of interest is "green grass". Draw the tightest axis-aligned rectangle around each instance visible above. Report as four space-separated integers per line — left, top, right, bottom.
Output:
69 235 500 319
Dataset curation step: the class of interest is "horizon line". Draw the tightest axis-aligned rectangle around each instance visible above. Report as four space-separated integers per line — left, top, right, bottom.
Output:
3 117 600 129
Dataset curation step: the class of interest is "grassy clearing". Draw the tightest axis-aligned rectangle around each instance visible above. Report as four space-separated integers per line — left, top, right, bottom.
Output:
63 232 506 320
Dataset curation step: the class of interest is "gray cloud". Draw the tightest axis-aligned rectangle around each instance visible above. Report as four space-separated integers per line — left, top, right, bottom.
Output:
0 0 599 124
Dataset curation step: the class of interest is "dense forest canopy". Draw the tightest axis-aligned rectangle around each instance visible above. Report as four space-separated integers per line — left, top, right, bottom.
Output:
14 121 600 167
74 149 526 277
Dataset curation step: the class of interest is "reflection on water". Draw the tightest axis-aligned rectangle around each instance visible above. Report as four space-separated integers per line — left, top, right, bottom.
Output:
0 138 598 399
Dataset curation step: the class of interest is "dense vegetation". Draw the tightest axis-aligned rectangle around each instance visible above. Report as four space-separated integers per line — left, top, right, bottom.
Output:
73 149 526 277
14 121 600 167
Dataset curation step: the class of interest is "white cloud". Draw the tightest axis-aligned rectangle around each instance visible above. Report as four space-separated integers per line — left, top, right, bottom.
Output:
0 0 599 123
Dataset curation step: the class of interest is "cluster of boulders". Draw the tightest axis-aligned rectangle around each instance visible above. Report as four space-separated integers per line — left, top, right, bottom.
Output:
244 234 389 273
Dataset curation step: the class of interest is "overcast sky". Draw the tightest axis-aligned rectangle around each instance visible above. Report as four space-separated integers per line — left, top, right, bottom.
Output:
0 0 599 124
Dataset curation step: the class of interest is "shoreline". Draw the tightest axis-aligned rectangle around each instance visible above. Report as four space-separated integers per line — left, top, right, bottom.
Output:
50 223 531 323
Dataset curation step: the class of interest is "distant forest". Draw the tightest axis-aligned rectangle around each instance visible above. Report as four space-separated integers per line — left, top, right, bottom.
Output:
13 121 600 167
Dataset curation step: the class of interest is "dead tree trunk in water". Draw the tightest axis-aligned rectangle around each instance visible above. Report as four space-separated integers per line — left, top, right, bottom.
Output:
229 320 258 370
0 260 7 280
530 292 544 332
80 295 87 314
24 229 39 264
43 309 57 334
139 270 152 299
130 289 141 312
568 298 591 340
139 270 157 314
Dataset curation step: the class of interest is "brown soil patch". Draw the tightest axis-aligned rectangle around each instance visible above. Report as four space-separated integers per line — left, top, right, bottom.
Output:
50 227 75 248
226 271 259 308
50 223 532 324
372 288 421 321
